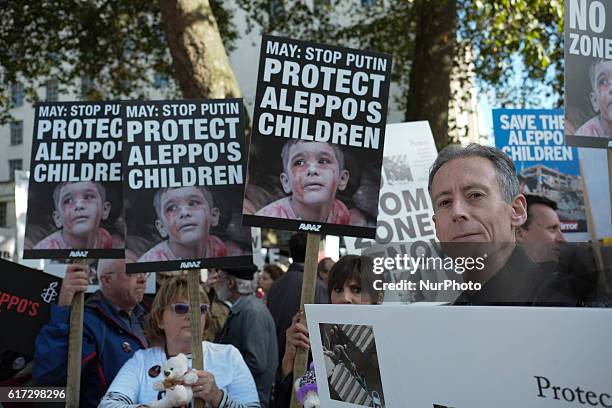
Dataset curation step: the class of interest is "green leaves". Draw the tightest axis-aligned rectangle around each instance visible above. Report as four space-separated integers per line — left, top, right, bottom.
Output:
0 0 238 123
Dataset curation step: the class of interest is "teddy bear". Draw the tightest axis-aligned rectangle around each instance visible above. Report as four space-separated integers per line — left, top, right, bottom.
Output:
147 353 199 408
294 362 320 408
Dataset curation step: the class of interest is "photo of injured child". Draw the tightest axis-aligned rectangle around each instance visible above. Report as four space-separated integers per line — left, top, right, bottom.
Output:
139 186 226 262
319 323 386 408
244 138 382 236
565 55 612 148
24 181 124 253
125 184 252 271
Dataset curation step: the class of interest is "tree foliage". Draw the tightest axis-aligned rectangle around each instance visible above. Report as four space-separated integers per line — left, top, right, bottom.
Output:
0 0 564 147
0 0 238 123
237 0 564 147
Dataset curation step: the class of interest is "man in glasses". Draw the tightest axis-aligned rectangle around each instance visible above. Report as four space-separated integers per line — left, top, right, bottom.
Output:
33 258 150 408
214 264 278 408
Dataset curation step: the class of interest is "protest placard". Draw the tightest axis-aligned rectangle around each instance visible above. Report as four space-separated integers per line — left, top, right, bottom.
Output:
123 99 252 273
23 102 124 260
579 147 612 238
565 0 612 149
42 259 156 293
345 122 438 252
14 170 44 270
242 35 392 238
493 109 589 240
306 304 612 408
0 259 62 356
344 122 446 303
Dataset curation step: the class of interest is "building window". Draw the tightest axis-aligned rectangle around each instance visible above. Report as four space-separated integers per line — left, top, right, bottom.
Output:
153 73 169 89
0 202 6 228
81 76 94 99
8 159 22 181
10 121 23 145
270 0 285 21
11 83 24 108
46 79 59 102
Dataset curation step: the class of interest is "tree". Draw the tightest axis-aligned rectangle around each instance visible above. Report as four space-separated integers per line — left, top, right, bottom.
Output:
0 0 239 123
159 0 241 98
1 0 564 148
236 0 564 148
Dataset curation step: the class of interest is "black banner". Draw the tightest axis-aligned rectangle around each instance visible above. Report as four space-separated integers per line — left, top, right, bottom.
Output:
242 35 392 239
123 99 252 273
23 102 124 259
0 259 62 356
565 0 612 149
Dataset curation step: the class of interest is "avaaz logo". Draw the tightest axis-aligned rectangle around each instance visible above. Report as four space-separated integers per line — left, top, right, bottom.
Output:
298 223 321 232
180 261 201 269
69 250 88 257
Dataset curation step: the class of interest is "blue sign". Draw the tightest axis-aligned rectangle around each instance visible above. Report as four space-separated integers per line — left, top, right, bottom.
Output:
493 109 586 234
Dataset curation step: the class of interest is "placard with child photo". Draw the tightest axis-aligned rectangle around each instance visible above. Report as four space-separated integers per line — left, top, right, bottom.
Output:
243 35 392 238
564 0 612 149
123 99 252 273
23 101 124 259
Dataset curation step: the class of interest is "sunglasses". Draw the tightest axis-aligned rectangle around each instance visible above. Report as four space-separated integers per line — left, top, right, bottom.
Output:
167 303 209 315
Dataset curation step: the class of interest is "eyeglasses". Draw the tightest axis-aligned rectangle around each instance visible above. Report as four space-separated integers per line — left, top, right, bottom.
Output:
167 303 209 315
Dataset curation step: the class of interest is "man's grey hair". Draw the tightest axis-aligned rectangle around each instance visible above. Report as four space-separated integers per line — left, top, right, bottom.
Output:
96 259 121 289
428 143 520 204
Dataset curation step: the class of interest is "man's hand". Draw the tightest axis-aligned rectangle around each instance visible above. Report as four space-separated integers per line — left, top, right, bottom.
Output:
281 311 310 376
57 264 90 306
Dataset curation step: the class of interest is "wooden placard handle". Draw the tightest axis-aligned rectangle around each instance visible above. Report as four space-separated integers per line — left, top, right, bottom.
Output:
579 160 609 297
65 259 88 408
187 269 205 408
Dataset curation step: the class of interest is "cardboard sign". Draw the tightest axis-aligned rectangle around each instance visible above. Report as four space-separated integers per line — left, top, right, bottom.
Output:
344 122 444 303
493 109 589 240
306 304 612 408
0 259 62 356
42 259 156 294
123 99 252 273
345 122 438 251
23 102 124 259
579 147 612 238
242 35 392 238
565 0 612 149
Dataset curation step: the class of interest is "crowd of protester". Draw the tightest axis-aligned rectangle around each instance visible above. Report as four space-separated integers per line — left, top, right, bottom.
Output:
0 143 609 407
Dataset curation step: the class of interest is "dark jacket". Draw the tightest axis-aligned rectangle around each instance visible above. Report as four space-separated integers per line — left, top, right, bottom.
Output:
267 263 328 363
216 294 278 408
32 291 148 408
454 246 580 306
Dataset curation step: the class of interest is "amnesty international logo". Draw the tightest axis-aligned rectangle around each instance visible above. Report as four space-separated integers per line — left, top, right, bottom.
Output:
41 281 59 303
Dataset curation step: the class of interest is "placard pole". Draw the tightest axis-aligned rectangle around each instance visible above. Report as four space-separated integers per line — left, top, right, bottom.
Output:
607 149 611 218
65 260 88 408
187 269 205 408
290 233 321 408
580 160 609 297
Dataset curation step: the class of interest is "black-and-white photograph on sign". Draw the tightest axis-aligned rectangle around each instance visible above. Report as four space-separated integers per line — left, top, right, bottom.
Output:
123 99 252 273
242 35 392 238
23 101 124 259
319 323 385 408
565 0 612 149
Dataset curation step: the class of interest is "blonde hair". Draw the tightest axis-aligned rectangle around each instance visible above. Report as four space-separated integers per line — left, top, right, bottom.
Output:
145 276 210 347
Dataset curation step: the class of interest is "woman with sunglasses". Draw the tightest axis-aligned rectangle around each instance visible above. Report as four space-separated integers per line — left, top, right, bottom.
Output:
99 276 260 408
